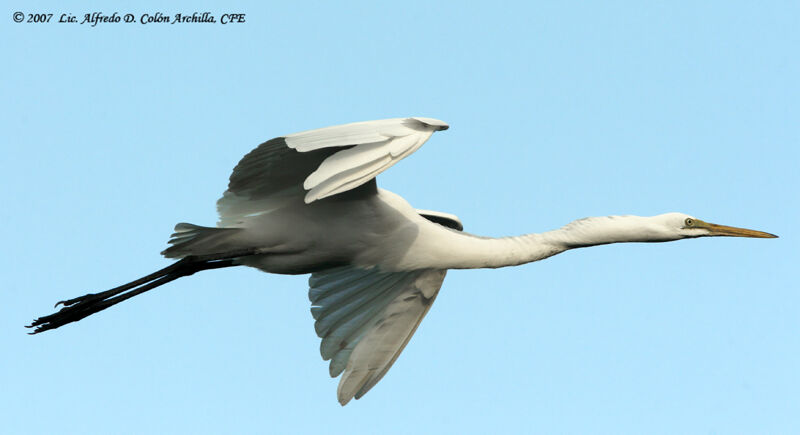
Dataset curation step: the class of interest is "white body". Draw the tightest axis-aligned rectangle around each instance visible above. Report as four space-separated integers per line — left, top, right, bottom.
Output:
186 187 695 273
155 117 773 405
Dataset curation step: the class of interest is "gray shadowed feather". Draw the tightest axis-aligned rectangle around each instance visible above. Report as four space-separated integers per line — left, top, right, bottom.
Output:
309 266 447 405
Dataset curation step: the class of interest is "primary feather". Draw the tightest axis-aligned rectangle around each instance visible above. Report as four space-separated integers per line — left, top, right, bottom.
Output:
310 266 446 405
285 117 448 203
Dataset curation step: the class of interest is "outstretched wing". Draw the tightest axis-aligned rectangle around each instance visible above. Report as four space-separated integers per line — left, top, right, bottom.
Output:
309 267 447 405
217 117 448 226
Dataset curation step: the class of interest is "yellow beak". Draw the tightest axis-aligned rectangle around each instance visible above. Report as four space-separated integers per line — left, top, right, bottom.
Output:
702 222 778 238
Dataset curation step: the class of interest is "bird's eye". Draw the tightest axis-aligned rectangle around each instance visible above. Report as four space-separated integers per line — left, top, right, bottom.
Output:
685 218 694 227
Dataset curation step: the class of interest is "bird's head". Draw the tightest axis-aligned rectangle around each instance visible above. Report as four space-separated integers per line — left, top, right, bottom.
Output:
655 212 778 240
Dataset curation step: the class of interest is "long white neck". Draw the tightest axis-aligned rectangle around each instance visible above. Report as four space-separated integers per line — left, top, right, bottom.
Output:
403 215 679 270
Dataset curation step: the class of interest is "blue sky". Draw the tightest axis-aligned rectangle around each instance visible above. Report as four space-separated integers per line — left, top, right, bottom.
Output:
2 1 798 433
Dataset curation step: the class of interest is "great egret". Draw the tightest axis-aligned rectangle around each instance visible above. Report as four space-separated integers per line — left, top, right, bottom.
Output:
28 117 776 405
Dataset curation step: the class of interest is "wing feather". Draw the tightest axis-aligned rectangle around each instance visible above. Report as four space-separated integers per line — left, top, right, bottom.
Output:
308 267 447 405
314 272 407 340
285 117 445 151
304 155 393 203
217 117 448 224
303 141 391 190
318 273 416 359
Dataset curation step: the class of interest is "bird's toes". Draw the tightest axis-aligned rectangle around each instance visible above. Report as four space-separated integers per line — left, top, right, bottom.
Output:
57 293 102 308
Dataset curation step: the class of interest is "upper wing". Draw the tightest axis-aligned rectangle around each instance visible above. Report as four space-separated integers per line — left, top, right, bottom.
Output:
217 117 448 225
309 266 447 405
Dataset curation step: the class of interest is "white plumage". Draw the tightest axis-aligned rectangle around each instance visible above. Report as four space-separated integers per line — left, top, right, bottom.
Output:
285 117 448 203
29 116 777 406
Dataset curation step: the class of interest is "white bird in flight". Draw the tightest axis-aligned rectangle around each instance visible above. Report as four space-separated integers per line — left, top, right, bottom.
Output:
29 117 777 405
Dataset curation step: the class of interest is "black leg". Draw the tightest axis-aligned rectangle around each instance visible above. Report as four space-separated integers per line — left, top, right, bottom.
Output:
26 249 260 334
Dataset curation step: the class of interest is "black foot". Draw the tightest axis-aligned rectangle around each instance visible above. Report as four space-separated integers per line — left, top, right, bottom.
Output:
27 291 126 334
27 250 258 335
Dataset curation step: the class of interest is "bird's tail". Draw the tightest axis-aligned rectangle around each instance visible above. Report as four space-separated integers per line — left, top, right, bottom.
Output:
161 223 244 259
